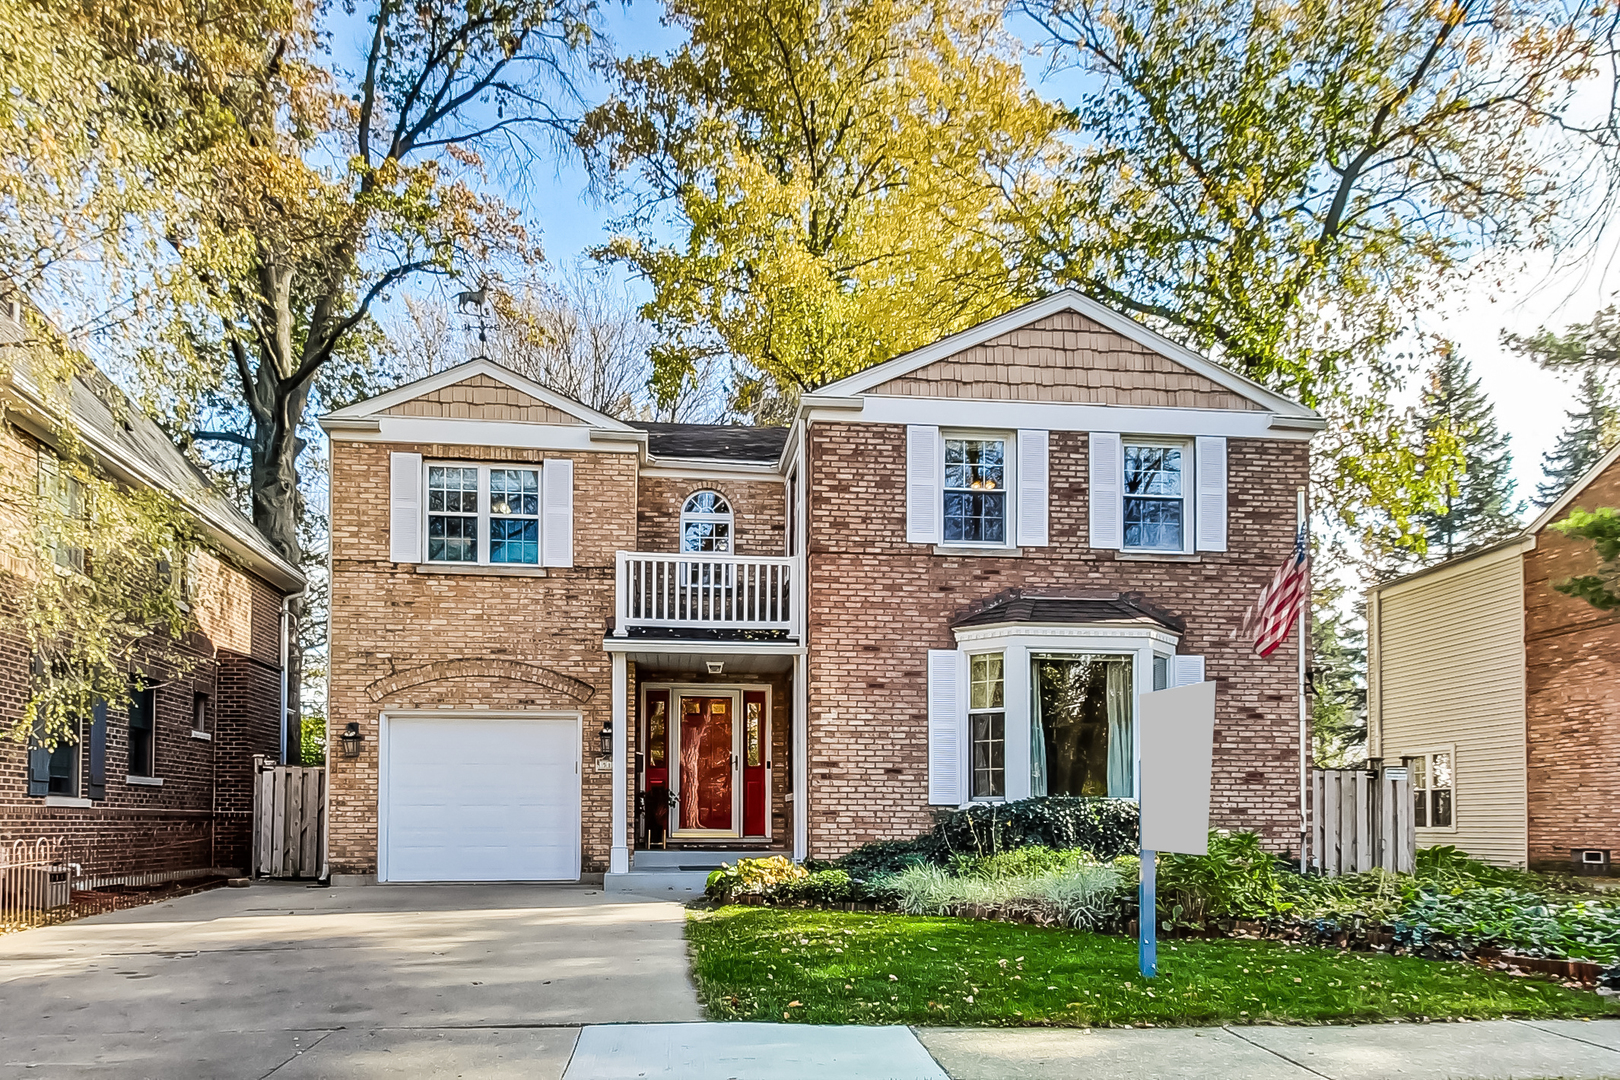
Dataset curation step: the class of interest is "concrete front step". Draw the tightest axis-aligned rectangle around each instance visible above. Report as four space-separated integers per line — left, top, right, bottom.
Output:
631 849 761 870
604 869 712 898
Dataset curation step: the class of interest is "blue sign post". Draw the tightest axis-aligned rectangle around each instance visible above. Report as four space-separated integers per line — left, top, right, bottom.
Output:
1138 846 1157 978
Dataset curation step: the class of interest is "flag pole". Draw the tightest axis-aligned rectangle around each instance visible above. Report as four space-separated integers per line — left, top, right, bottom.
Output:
1297 487 1309 874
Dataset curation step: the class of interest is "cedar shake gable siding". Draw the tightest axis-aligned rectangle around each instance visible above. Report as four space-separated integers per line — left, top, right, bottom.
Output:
804 422 1307 858
380 373 586 424
1525 452 1620 869
870 310 1264 410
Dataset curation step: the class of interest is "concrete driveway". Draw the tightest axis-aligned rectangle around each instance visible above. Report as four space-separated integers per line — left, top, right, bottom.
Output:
0 881 700 1079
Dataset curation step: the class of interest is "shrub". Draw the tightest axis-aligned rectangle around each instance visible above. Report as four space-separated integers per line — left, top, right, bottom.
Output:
889 861 1124 929
834 837 941 880
777 869 861 905
948 845 1090 881
705 856 807 902
1155 830 1297 924
1394 886 1620 964
932 796 1139 860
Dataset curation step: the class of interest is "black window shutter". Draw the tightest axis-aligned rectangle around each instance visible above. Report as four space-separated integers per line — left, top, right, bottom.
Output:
27 745 51 796
87 700 107 800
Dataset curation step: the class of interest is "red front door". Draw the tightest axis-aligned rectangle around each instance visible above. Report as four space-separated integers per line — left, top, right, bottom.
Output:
678 695 735 833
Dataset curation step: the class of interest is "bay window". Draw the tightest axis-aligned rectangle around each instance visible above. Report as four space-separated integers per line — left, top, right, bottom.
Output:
968 653 1005 799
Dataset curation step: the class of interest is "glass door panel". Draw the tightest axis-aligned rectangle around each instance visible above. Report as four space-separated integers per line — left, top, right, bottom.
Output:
678 696 735 833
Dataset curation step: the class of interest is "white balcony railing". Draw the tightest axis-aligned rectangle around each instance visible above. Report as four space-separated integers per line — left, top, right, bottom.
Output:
614 551 795 636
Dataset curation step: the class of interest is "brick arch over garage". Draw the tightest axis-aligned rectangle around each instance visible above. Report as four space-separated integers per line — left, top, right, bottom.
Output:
365 659 596 704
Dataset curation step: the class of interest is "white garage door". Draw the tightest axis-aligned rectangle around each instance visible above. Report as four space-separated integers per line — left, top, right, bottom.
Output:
382 715 581 882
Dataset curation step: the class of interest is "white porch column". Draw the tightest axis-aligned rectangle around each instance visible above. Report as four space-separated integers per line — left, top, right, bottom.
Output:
610 651 630 875
793 650 808 862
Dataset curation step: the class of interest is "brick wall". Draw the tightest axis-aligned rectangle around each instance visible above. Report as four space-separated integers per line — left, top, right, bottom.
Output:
0 419 288 878
804 422 1309 858
637 476 786 555
325 439 639 875
1525 454 1620 869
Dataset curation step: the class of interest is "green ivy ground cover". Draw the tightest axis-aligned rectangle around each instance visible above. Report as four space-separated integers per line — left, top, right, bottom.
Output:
687 907 1620 1027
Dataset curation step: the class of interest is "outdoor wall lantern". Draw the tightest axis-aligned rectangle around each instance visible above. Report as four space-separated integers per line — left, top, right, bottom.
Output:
598 720 613 758
340 722 365 758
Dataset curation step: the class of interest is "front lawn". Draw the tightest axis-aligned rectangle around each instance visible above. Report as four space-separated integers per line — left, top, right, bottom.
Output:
687 906 1619 1027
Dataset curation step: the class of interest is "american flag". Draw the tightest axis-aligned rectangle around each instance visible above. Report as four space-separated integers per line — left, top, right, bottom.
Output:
1237 526 1310 657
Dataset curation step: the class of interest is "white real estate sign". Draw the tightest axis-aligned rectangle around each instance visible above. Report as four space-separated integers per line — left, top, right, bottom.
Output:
1139 680 1217 856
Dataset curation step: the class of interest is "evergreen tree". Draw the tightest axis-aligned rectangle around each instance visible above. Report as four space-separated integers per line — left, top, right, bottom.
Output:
1311 588 1366 768
1411 345 1524 561
1536 370 1620 507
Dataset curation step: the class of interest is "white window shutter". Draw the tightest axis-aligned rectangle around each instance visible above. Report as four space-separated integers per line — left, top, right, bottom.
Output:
927 649 963 805
541 458 574 567
906 425 941 545
389 452 423 563
1088 432 1123 549
1172 655 1206 687
1016 429 1049 547
1195 436 1228 552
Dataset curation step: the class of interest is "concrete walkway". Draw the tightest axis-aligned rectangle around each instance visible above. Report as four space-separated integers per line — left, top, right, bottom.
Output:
0 881 699 1078
917 1019 1620 1080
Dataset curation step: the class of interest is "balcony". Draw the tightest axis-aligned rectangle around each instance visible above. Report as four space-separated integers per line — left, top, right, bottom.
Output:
613 552 796 638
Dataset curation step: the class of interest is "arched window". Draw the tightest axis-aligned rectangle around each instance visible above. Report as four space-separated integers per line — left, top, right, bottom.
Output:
680 491 733 554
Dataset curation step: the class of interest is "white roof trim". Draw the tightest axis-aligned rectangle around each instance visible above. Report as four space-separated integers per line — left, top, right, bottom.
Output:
813 289 1320 420
1525 439 1620 534
321 357 638 432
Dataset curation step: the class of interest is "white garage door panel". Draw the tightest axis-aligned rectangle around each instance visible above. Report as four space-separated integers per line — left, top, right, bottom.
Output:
384 717 580 882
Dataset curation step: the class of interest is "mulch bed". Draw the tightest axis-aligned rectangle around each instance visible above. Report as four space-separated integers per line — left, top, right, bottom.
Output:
1 875 230 934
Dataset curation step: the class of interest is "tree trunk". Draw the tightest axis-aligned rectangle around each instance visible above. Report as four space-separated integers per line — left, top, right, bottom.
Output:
247 345 318 763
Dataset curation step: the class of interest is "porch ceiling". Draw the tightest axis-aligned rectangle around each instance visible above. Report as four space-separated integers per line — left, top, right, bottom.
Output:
619 649 795 674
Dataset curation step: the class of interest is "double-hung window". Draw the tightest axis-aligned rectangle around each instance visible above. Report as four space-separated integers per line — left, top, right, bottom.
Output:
1407 750 1453 828
968 653 1005 799
127 684 155 779
944 437 1007 545
1122 442 1186 552
427 466 479 562
488 469 540 564
424 465 544 566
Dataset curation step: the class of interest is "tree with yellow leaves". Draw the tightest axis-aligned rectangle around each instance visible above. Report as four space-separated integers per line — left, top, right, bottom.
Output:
580 0 1071 421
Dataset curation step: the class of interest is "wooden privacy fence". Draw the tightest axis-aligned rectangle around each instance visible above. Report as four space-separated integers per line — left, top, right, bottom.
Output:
1310 767 1415 875
253 755 326 879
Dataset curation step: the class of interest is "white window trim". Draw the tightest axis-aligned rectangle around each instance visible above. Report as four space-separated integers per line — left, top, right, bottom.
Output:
679 491 735 554
940 430 1017 550
952 624 1182 803
1403 744 1458 834
421 461 545 567
1121 437 1194 555
965 650 1008 802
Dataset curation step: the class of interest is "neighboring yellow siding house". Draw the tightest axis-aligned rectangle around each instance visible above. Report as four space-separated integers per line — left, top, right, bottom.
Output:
1368 541 1528 866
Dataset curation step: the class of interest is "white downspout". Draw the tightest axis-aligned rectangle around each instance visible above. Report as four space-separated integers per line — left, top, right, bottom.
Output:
279 595 292 764
1297 488 1310 873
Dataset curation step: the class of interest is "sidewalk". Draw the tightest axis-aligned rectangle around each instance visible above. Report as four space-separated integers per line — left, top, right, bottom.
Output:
558 1019 1620 1080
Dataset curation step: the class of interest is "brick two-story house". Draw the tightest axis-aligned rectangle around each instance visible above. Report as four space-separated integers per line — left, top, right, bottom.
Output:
320 290 1322 885
0 302 304 881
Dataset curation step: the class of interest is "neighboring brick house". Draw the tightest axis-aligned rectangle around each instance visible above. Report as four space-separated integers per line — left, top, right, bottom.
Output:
320 290 1322 885
1369 443 1620 871
0 302 304 880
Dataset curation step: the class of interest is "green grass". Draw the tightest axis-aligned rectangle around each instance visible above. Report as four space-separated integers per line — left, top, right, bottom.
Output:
686 907 1620 1027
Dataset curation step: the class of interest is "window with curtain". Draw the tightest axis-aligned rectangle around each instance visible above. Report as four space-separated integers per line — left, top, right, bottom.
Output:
1030 654 1134 798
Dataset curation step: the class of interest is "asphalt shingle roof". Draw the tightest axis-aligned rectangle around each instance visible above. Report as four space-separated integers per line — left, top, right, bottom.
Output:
951 593 1185 634
630 421 788 463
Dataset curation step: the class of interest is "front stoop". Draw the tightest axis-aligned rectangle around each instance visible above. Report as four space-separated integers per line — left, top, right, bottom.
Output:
604 849 738 898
